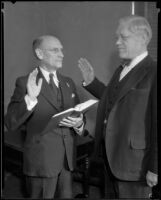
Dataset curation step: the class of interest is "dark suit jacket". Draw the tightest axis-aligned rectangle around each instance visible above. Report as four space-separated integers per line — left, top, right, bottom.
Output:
85 55 157 181
5 68 81 177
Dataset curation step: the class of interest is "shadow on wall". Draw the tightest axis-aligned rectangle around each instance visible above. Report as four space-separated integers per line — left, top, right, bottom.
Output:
106 50 121 82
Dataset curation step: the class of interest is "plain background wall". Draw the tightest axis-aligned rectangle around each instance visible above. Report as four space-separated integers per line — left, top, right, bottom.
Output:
4 1 132 136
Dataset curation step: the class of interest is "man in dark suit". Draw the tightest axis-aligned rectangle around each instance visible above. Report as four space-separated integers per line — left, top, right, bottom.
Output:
78 15 157 198
5 35 85 198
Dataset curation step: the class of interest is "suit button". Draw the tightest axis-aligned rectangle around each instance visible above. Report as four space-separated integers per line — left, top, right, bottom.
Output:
104 119 107 124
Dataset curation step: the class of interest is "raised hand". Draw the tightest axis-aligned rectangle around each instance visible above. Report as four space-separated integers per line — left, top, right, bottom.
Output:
78 58 95 85
27 68 43 100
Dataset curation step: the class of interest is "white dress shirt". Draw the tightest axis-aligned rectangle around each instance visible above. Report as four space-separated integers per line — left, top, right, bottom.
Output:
119 51 148 81
40 67 59 87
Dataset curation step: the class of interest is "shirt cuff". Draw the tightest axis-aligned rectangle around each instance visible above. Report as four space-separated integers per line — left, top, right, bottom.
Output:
74 122 84 135
82 81 89 86
24 95 38 111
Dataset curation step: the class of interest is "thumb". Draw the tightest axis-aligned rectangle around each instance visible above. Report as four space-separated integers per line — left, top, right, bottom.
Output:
38 78 43 89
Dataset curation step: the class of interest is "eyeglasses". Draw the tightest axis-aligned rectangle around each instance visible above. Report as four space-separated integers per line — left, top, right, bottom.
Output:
42 48 64 54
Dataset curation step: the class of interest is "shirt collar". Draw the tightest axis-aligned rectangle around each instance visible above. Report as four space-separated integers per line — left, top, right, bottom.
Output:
124 51 148 69
39 66 57 83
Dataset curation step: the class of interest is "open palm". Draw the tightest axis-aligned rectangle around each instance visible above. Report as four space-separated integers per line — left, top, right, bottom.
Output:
27 68 43 100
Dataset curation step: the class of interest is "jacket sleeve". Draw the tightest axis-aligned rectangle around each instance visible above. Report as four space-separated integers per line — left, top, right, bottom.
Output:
5 77 34 131
84 77 106 99
68 77 87 135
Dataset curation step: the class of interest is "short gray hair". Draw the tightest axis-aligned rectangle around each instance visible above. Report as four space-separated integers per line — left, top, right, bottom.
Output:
119 15 152 44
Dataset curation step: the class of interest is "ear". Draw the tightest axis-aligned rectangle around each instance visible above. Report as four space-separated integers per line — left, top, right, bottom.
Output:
35 48 44 60
140 32 149 46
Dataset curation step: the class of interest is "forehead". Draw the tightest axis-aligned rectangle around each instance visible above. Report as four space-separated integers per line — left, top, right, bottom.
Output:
41 37 63 49
116 23 131 36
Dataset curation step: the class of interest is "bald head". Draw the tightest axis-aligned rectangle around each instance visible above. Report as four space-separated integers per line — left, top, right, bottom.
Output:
32 35 64 72
33 35 61 58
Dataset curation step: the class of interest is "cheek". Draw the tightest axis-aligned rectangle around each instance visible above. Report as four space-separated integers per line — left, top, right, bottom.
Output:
49 56 56 63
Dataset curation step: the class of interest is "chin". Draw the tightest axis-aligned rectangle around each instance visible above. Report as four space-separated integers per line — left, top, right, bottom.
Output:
55 61 63 68
58 64 62 68
119 53 128 59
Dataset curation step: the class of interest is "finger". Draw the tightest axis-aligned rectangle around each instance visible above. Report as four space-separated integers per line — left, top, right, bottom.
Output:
61 118 75 124
31 69 38 79
29 69 39 84
59 118 69 123
37 78 43 88
67 116 79 120
147 181 153 187
32 69 38 78
79 60 93 72
59 121 73 127
78 63 91 75
68 116 83 122
28 72 35 82
79 58 92 68
27 73 34 85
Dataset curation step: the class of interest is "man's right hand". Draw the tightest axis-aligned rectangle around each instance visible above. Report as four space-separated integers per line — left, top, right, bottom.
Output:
78 58 95 85
27 68 43 101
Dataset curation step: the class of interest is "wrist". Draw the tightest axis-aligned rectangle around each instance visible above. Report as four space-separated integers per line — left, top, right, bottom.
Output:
75 121 84 129
27 94 37 101
82 80 91 86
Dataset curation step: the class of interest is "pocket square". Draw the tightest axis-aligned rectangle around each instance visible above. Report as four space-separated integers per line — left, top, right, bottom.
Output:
66 82 70 87
71 93 75 98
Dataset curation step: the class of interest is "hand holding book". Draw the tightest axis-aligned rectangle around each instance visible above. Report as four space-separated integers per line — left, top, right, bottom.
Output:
59 113 84 128
41 99 98 134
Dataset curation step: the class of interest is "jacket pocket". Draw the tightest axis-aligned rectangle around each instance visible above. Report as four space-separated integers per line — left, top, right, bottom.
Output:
130 138 147 150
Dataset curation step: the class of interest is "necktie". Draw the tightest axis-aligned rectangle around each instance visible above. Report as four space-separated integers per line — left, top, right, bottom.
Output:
49 73 62 103
119 60 132 81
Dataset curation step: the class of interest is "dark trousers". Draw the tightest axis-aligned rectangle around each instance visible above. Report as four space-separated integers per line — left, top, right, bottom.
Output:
104 167 152 198
26 167 73 199
25 154 73 199
102 143 152 198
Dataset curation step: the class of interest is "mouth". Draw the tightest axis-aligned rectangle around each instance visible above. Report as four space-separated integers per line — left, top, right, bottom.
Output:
57 59 63 63
118 47 125 50
118 48 126 53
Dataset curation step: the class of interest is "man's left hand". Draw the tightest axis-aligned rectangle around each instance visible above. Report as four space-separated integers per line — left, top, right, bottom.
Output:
146 171 158 187
59 113 83 128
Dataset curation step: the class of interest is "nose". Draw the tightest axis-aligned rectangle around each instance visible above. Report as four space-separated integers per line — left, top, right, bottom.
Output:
116 37 122 46
59 50 64 58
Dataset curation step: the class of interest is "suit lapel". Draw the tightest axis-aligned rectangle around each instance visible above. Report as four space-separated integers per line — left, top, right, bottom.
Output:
116 56 151 103
57 72 74 110
37 68 60 111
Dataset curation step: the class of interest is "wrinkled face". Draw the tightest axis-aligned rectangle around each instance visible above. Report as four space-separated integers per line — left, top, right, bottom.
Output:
116 23 145 60
38 37 64 71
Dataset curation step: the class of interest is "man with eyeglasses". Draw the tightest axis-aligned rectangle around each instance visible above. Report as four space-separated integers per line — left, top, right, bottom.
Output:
78 15 157 198
5 35 85 199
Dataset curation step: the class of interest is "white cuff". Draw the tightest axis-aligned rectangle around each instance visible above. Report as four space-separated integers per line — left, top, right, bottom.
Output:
25 95 38 111
82 81 88 86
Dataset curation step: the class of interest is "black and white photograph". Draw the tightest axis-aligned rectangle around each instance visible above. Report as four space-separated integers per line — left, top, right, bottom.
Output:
1 1 160 199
